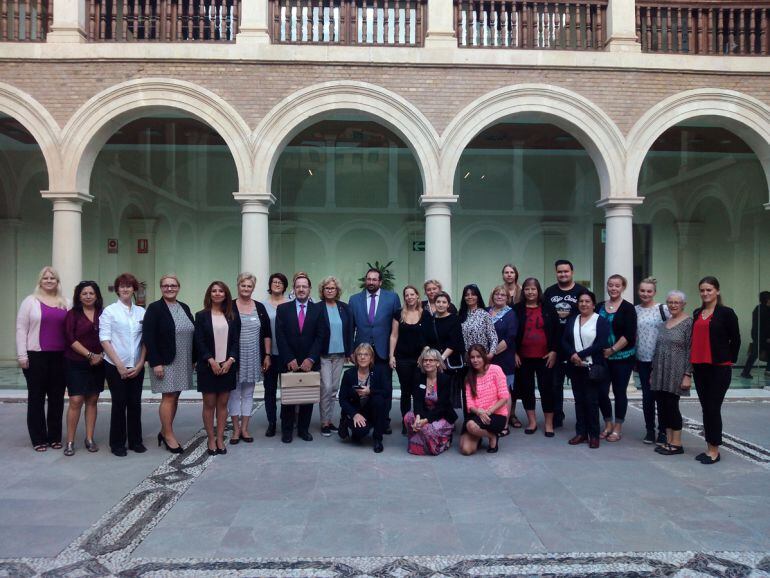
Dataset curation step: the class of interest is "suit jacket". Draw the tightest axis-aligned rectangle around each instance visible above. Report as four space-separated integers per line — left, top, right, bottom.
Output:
338 366 386 417
692 304 741 364
319 300 355 357
412 371 457 424
562 314 611 367
193 309 241 372
349 289 401 359
275 300 328 371
143 299 195 367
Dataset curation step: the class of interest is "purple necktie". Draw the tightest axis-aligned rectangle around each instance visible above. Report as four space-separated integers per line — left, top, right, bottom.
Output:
368 294 376 324
298 303 306 333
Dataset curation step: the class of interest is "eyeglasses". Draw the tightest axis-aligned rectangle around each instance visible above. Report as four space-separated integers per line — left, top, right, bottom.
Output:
161 285 179 289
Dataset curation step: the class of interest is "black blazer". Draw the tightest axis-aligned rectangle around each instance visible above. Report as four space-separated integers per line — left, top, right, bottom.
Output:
275 300 328 371
562 314 611 367
319 300 354 357
692 305 741 364
143 299 196 367
513 302 560 354
338 366 386 417
423 313 464 368
235 299 272 364
597 299 637 353
193 309 241 371
412 371 457 424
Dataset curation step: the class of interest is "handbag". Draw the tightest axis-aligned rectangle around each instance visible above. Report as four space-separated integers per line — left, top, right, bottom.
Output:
577 320 609 383
280 371 321 405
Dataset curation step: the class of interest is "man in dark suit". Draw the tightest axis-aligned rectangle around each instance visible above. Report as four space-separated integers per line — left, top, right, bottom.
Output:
348 268 401 433
275 273 328 443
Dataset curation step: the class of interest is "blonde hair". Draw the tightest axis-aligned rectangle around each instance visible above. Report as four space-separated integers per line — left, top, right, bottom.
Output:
639 276 657 289
353 343 375 369
236 272 257 287
159 274 181 288
607 274 628 289
33 266 67 308
318 276 342 301
488 284 508 305
417 347 445 372
400 285 421 321
423 279 442 290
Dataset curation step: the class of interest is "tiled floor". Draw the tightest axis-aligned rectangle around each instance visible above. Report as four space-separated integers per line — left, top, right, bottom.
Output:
0 397 768 576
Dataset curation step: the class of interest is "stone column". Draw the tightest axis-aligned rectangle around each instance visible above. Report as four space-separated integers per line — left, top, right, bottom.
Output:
47 0 87 42
424 0 456 48
234 192 275 287
237 0 270 44
597 198 643 302
421 196 457 297
41 191 92 295
605 0 641 52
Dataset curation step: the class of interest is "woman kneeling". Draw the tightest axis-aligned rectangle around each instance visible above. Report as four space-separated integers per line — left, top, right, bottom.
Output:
459 344 510 455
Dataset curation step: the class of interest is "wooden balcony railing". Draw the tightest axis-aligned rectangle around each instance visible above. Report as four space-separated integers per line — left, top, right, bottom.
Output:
87 0 239 41
455 1 608 49
269 0 426 46
636 2 769 55
1 0 51 40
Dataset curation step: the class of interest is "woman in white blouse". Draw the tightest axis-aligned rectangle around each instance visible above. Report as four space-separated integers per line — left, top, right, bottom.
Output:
99 273 147 457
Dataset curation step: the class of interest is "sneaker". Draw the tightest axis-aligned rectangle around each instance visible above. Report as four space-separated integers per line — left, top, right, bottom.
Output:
327 423 338 432
643 431 655 445
321 425 331 437
656 432 667 446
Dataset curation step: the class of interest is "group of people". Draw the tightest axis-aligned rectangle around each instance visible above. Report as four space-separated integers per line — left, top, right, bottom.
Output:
16 260 741 464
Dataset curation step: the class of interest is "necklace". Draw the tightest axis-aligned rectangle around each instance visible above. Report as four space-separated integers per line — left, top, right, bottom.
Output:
606 299 621 311
701 309 714 320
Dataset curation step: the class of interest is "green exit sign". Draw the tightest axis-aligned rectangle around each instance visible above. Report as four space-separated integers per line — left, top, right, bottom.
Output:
412 241 425 252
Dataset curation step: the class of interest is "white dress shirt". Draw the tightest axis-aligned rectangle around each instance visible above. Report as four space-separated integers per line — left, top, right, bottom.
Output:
573 312 598 365
99 300 145 367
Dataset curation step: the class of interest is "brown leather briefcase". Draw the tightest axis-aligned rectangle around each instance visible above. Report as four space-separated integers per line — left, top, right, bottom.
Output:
279 371 321 405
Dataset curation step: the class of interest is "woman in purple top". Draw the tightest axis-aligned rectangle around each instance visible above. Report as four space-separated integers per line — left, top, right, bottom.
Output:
15 266 69 451
63 281 106 456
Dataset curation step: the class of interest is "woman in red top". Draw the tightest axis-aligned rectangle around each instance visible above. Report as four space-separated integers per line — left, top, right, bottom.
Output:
63 281 106 456
691 276 740 465
514 278 559 437
460 344 510 455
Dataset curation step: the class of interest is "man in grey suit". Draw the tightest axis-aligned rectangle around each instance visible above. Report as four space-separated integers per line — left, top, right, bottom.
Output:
348 268 401 433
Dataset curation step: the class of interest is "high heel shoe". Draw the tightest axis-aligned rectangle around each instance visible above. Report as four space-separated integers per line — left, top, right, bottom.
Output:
486 435 500 453
216 441 228 455
63 442 75 456
157 432 184 454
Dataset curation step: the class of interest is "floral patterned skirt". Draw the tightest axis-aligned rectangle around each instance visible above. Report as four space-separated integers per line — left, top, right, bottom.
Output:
404 412 454 456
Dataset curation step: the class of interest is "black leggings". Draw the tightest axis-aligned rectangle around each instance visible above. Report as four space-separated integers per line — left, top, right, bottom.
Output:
395 359 419 417
515 357 554 413
263 364 279 425
599 358 634 423
656 390 682 431
693 364 731 446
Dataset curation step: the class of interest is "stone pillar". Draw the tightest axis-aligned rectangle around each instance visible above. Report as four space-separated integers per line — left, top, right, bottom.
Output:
605 0 641 52
597 198 643 302
41 191 92 295
234 192 275 287
237 0 270 44
424 0 456 48
47 0 87 42
421 196 456 297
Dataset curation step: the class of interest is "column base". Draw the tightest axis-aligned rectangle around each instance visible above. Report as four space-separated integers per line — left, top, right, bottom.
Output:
604 36 642 53
47 27 87 43
236 29 272 45
424 34 457 50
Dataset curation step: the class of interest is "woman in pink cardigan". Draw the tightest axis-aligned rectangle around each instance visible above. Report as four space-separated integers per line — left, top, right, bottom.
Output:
16 266 70 451
459 343 510 455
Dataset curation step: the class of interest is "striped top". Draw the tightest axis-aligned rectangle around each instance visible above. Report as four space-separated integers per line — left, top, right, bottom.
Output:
237 309 263 386
465 364 510 417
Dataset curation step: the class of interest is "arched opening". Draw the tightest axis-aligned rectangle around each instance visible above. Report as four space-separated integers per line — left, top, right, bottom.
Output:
452 119 629 298
637 122 770 384
0 113 50 364
84 114 239 306
270 116 424 294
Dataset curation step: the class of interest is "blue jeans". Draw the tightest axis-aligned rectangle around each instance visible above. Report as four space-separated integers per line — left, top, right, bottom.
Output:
636 361 662 435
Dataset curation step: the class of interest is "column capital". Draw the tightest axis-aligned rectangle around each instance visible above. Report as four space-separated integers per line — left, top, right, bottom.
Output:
420 195 457 215
41 191 93 207
596 197 644 217
233 192 276 213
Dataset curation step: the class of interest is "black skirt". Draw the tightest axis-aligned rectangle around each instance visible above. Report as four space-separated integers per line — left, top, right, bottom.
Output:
65 358 106 396
196 364 237 393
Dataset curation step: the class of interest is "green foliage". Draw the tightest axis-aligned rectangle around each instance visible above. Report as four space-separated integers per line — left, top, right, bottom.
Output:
358 260 395 292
